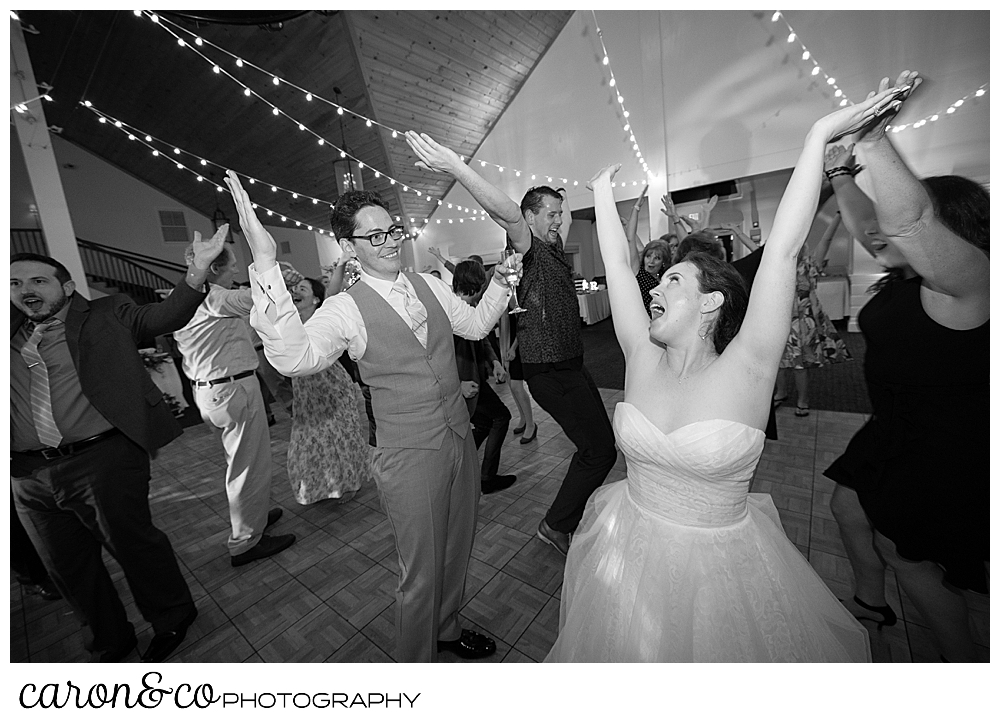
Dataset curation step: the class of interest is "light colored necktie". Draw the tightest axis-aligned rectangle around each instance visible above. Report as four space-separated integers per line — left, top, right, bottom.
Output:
393 277 428 349
20 319 64 448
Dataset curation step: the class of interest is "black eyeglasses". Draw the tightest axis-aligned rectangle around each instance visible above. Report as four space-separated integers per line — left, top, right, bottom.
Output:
348 225 405 247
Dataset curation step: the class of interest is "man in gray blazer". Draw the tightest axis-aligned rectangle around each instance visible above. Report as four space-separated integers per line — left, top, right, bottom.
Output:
224 170 520 662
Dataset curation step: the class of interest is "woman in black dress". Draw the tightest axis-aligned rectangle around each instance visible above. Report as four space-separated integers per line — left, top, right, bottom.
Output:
824 72 989 662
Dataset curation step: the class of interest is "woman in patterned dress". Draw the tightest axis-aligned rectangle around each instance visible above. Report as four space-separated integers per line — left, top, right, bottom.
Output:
286 274 368 504
772 211 851 416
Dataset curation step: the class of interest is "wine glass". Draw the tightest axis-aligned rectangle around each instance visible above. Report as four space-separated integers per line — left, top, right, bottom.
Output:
505 247 526 314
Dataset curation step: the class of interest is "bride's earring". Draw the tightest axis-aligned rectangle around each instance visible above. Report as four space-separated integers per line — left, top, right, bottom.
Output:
697 321 712 340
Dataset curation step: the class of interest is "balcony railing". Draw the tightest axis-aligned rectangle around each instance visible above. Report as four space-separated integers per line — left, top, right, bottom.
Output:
11 229 188 304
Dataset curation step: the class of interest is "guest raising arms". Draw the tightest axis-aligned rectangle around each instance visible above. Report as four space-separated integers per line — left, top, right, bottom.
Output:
823 72 989 663
405 131 617 557
544 82 908 662
227 170 518 663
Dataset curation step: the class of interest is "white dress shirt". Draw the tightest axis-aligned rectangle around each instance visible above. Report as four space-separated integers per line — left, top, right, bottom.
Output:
249 264 511 377
173 285 258 381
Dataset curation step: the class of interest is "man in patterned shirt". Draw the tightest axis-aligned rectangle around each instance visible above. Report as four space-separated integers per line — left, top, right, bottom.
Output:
406 132 617 556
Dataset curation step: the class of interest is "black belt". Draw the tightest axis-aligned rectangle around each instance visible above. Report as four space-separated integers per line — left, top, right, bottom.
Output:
193 370 255 387
14 428 121 460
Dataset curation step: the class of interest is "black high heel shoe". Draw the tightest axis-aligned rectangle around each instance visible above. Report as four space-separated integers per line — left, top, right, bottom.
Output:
844 595 898 630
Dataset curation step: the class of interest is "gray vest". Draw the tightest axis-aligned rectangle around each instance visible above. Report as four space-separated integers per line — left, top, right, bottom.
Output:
346 272 469 449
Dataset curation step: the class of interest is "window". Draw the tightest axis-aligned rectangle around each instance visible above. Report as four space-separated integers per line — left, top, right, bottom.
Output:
159 210 190 244
279 241 291 256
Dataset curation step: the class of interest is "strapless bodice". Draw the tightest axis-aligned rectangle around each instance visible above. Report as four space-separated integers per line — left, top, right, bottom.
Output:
614 402 765 527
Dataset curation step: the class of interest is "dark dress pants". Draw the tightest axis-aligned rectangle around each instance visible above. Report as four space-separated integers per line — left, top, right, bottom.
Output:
11 433 195 657
10 489 52 586
526 362 617 533
470 380 512 481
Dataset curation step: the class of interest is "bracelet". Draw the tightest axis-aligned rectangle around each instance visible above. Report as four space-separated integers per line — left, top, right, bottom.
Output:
824 166 855 180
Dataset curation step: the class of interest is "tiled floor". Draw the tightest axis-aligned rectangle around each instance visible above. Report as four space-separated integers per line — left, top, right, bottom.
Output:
10 384 989 663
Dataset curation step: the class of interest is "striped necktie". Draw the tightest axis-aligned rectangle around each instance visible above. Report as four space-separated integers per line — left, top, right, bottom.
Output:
20 319 64 448
392 277 428 349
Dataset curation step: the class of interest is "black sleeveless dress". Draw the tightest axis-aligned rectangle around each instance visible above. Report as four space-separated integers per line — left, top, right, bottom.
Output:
824 276 989 592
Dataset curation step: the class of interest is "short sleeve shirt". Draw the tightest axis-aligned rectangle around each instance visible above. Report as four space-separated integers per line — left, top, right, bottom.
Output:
515 234 583 364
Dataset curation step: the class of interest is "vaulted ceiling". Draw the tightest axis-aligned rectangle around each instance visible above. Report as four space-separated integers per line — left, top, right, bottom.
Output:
19 10 573 236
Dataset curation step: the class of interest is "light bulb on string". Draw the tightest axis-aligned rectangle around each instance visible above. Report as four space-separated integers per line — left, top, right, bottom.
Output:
771 11 781 22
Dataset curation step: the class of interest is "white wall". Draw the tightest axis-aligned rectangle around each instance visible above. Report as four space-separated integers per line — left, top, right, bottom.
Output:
411 10 988 273
10 130 322 284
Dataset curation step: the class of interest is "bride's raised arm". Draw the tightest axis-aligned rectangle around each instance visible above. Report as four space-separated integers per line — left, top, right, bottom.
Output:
728 86 906 370
590 164 650 357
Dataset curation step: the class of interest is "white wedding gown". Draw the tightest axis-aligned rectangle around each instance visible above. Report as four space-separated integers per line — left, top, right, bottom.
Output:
545 402 871 662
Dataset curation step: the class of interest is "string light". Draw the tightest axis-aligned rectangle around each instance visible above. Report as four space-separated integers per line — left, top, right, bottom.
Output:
591 10 652 182
83 101 482 236
769 11 851 107
138 11 453 224
768 13 989 136
140 10 643 194
886 82 989 134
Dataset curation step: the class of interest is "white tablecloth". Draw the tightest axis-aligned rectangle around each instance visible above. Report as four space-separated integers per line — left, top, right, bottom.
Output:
816 276 849 321
578 288 611 325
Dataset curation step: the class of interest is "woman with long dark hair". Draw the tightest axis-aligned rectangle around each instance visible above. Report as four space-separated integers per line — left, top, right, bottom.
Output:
544 84 907 662
823 72 989 662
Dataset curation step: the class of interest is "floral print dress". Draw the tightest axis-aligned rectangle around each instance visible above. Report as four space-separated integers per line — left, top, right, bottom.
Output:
287 360 369 504
779 253 852 369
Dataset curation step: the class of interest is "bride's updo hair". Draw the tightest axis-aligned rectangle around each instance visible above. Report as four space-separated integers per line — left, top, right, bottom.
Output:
683 252 749 354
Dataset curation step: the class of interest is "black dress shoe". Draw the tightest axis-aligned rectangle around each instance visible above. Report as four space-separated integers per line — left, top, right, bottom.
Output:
512 423 526 435
265 507 283 531
24 581 63 600
437 629 497 659
519 424 538 444
482 474 517 495
537 518 570 556
141 607 198 663
91 629 138 663
231 533 296 568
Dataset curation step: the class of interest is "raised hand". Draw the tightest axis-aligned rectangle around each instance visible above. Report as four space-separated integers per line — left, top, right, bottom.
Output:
851 70 921 144
278 261 303 288
825 144 857 172
224 170 278 270
637 183 649 205
405 131 463 174
189 224 229 270
661 194 678 218
587 163 621 191
810 83 911 145
704 194 719 212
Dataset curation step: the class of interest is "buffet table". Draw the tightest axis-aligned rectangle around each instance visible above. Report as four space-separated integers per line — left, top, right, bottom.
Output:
577 288 611 325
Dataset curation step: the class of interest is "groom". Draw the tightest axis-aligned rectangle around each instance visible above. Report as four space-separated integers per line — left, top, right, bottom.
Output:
225 171 517 663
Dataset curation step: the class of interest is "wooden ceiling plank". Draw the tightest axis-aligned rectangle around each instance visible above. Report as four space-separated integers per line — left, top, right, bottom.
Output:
355 12 528 87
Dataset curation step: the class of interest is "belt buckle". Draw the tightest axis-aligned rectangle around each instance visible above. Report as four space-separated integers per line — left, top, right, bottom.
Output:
41 446 69 460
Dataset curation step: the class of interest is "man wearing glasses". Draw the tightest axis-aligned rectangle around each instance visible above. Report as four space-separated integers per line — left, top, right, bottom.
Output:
225 171 520 663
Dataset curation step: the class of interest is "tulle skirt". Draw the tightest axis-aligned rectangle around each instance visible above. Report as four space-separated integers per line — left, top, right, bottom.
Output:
545 480 871 662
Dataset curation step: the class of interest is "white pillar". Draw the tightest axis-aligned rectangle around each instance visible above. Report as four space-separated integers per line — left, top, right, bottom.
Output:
10 17 89 297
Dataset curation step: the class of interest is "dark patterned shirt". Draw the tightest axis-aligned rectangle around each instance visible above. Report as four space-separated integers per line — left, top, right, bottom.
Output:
515 234 583 364
636 269 659 317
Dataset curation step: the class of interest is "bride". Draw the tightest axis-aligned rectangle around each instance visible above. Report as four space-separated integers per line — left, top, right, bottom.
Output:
544 85 909 663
